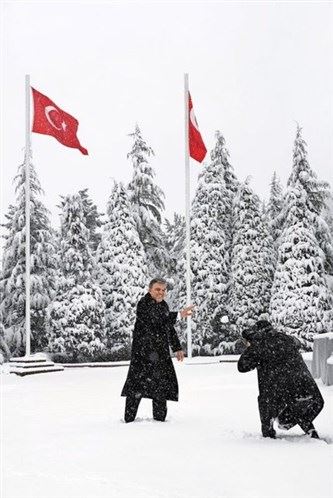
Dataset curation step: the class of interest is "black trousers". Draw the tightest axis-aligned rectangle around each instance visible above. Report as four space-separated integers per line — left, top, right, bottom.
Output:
124 395 167 423
259 394 324 435
277 396 324 433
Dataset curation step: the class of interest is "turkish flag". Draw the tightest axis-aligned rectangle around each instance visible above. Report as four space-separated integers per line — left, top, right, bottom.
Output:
31 87 88 155
189 93 206 163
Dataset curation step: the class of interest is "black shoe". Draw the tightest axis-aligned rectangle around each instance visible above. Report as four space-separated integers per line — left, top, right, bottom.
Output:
308 429 320 439
124 416 136 423
262 429 276 439
300 422 319 438
262 421 276 439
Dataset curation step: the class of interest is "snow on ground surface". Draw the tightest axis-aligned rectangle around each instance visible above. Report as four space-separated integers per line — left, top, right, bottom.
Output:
2 361 333 498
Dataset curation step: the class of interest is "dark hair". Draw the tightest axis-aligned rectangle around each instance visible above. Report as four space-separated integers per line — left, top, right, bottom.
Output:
253 320 272 332
242 321 272 342
242 329 255 341
149 278 168 289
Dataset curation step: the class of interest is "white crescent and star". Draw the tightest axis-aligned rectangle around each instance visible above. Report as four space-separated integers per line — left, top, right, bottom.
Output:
45 106 67 131
190 108 199 131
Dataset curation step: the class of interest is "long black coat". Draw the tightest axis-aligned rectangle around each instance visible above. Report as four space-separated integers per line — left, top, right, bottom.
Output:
238 327 324 424
121 293 182 401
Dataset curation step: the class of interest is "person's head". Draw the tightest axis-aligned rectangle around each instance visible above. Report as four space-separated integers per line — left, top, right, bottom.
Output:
252 320 272 333
148 278 167 303
242 329 255 344
242 320 273 344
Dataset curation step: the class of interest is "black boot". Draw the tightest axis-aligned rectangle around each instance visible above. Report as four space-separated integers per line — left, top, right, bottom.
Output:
309 429 320 439
262 418 276 439
262 425 276 439
299 421 320 439
152 398 167 421
124 395 141 423
262 429 276 439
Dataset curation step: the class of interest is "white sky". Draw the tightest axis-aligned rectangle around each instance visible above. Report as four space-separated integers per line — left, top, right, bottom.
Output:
1 1 332 236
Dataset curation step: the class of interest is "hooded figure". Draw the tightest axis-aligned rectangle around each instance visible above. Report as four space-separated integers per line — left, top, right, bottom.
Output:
121 278 193 422
238 320 324 439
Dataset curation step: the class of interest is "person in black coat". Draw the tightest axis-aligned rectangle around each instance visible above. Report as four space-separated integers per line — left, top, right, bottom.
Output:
121 278 194 423
238 320 324 439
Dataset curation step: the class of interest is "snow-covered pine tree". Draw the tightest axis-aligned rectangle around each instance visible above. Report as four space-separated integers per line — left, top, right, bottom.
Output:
324 193 333 238
0 309 11 363
270 181 333 349
164 213 186 309
95 181 147 359
258 200 276 304
230 180 274 334
0 159 57 354
47 194 106 361
210 131 239 255
267 171 283 246
323 193 333 294
277 125 333 274
189 160 231 352
172 132 239 354
78 188 104 253
168 247 188 351
212 131 239 194
127 125 168 277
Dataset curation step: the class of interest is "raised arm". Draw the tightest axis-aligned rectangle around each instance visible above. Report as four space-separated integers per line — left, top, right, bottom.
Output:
237 345 260 372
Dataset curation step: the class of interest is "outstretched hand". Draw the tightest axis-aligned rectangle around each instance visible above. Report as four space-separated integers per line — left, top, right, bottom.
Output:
180 305 195 319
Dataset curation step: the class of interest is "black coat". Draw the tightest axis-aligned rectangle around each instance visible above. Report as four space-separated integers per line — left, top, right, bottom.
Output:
238 327 324 421
121 293 182 401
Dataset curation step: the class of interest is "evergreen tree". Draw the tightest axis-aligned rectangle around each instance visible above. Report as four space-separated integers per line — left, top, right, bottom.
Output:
277 125 333 273
323 193 333 237
230 180 274 333
78 188 104 253
268 171 283 246
0 159 57 354
212 131 239 194
188 160 231 350
323 193 333 294
164 213 186 309
58 189 103 254
47 194 106 361
173 132 239 353
0 309 11 363
210 131 238 255
95 182 147 359
171 255 188 349
270 182 333 349
127 125 168 277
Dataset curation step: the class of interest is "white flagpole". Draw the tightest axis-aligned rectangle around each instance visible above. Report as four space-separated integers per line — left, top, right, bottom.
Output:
184 73 192 359
25 75 31 357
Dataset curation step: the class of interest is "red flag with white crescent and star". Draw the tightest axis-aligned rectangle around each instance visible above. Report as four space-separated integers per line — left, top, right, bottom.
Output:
31 87 88 155
188 93 206 163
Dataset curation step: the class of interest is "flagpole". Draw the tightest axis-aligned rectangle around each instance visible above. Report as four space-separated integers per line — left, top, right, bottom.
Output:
184 73 192 359
25 74 31 357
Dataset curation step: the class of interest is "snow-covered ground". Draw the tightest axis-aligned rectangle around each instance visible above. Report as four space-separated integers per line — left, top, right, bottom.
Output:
2 361 333 498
